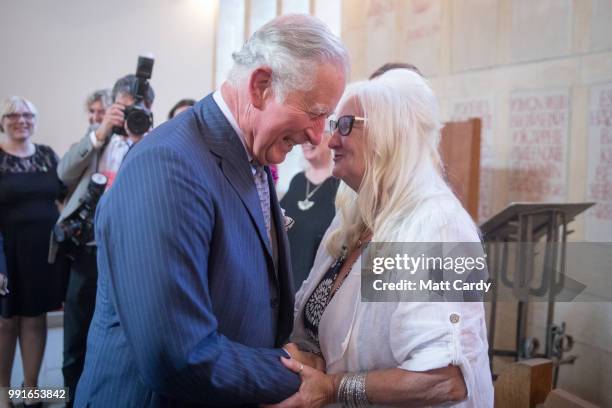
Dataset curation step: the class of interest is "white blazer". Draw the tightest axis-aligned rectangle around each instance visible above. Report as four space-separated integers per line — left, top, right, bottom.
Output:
291 194 494 407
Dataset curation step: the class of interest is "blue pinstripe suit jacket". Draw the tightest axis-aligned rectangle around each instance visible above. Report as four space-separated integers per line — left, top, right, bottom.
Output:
74 95 300 407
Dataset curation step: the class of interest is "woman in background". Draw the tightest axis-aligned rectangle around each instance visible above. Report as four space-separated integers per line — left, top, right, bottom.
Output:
0 96 67 408
280 132 339 291
167 98 196 120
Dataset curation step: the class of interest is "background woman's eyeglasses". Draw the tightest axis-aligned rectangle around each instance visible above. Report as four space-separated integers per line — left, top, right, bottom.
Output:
3 112 35 121
329 115 366 136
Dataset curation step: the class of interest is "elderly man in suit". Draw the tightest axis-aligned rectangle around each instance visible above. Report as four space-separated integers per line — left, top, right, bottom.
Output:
75 14 348 407
51 80 154 406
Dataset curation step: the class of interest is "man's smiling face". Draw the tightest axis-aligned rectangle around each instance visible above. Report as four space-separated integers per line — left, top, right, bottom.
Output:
249 63 346 165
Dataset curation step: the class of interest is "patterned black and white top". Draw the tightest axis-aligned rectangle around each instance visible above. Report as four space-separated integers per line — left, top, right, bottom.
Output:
0 144 67 318
303 251 348 349
0 144 64 226
0 144 58 174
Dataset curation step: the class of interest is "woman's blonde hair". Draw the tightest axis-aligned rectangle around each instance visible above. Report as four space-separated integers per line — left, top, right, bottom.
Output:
326 69 454 257
0 96 38 133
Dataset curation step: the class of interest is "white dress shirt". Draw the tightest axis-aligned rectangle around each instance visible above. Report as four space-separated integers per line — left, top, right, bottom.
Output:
212 90 279 265
213 91 254 170
88 131 133 189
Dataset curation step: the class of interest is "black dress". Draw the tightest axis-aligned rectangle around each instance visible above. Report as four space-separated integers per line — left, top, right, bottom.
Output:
0 144 68 317
280 172 339 291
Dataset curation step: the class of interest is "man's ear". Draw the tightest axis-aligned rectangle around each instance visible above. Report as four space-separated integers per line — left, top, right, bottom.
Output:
249 67 273 109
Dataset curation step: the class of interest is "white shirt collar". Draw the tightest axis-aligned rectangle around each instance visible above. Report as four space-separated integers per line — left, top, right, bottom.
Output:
212 90 253 163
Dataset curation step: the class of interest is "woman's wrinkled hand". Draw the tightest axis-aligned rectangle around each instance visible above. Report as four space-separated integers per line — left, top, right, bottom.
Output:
283 343 326 372
263 357 338 408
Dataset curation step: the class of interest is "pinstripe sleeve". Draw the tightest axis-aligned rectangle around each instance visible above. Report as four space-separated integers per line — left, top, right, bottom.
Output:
95 145 300 404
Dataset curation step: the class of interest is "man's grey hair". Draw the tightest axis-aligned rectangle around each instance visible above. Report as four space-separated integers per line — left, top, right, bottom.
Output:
229 14 349 101
85 89 112 111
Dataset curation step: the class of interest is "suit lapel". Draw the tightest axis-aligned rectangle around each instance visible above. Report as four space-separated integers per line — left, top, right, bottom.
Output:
196 95 273 260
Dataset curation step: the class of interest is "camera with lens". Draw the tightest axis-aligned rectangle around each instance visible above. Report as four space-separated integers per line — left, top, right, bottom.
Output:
54 173 108 248
113 56 155 136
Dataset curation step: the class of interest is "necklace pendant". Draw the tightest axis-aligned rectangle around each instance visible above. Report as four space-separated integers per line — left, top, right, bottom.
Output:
297 198 315 211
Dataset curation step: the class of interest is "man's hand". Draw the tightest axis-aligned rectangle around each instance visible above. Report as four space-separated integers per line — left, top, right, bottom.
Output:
95 103 125 142
265 357 341 408
0 274 9 296
284 343 326 372
263 357 339 408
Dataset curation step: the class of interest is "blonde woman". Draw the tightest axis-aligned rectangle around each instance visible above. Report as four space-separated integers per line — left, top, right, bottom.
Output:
0 97 67 408
277 70 493 407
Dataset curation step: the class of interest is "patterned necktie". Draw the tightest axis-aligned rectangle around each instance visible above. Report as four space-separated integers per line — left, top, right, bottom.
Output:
253 165 271 243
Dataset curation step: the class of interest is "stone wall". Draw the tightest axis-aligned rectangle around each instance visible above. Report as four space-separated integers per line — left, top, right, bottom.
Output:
342 1 612 404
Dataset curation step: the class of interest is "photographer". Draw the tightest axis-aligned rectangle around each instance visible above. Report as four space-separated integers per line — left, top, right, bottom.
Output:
52 73 155 405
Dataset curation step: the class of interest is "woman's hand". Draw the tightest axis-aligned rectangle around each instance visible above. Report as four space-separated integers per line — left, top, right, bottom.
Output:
265 357 339 408
0 274 8 296
283 343 326 371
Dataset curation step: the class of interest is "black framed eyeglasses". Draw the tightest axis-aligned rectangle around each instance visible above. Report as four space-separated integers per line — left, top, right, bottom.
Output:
3 112 35 121
329 115 366 136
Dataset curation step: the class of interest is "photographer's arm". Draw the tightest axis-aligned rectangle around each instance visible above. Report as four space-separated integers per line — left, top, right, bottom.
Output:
56 128 99 189
57 104 124 189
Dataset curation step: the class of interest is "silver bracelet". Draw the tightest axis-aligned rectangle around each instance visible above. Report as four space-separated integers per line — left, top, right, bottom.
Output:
337 372 369 408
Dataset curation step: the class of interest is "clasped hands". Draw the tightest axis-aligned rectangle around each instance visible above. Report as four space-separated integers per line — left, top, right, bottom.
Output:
264 343 340 408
